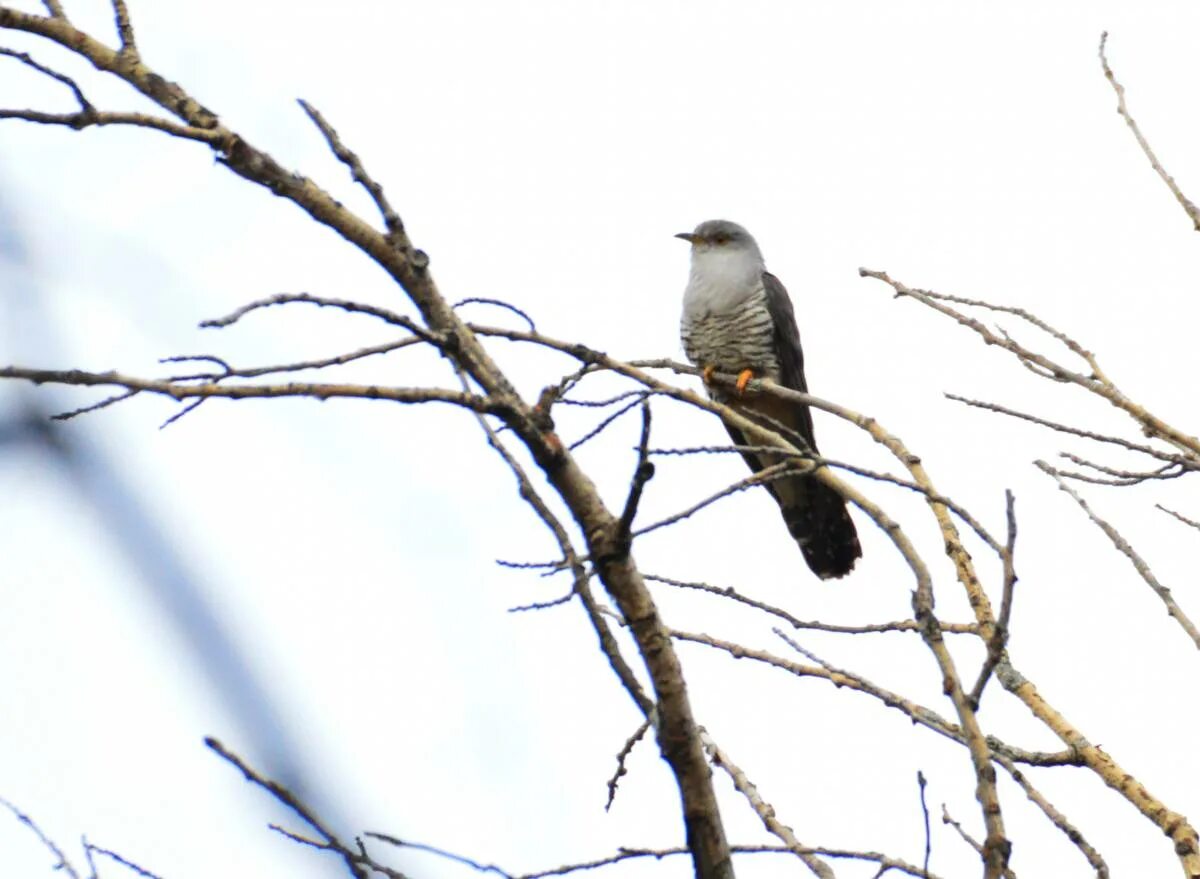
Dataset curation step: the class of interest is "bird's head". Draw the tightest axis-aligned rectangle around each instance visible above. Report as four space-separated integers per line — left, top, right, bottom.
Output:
675 219 762 258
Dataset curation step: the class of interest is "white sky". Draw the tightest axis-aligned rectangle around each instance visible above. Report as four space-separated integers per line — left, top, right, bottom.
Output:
2 1 1200 877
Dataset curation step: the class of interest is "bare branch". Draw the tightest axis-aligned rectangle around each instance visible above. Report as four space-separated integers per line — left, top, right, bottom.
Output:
367 833 505 876
206 737 368 879
454 297 538 333
1054 453 1185 486
862 269 1200 459
649 443 1004 552
51 389 138 421
633 462 794 539
1158 504 1200 533
456 368 654 719
604 719 650 811
1100 32 1200 230
675 628 1077 768
0 796 80 879
969 491 1017 709
946 394 1189 465
1038 461 1200 650
940 804 1018 879
200 292 427 334
917 772 932 878
647 573 976 635
615 401 654 548
0 365 499 414
567 394 646 451
698 728 835 879
83 840 162 879
0 45 91 108
109 0 136 55
995 761 1109 878
298 99 405 245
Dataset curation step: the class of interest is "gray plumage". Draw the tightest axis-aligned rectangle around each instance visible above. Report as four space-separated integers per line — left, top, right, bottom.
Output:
677 219 861 580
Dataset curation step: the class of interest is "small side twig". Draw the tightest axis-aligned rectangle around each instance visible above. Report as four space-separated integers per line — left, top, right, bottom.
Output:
604 719 650 811
200 292 427 335
918 771 932 878
969 491 1018 709
205 737 368 879
0 796 80 879
1156 504 1200 533
110 0 137 55
297 99 405 244
83 839 162 879
615 401 654 550
0 46 91 109
453 297 537 333
1039 461 1200 650
1100 31 1200 230
698 728 835 879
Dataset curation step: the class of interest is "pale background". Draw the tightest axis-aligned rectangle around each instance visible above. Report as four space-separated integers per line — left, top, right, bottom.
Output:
2 1 1199 877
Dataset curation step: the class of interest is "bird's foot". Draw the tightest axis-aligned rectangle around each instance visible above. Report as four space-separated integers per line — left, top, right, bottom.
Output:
701 365 716 385
735 369 755 395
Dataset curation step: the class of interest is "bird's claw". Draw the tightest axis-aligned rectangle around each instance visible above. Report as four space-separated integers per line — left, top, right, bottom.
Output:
735 369 755 395
701 365 716 385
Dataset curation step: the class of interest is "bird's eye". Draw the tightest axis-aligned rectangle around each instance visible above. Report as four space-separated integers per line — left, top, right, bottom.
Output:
714 235 729 245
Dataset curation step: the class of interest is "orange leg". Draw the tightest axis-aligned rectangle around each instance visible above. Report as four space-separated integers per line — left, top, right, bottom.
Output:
701 365 716 385
735 368 755 395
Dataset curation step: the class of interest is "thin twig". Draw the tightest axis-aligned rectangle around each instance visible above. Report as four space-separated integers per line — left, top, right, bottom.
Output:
946 394 1189 465
1100 31 1200 230
51 389 139 421
604 720 650 811
453 297 537 333
646 573 976 635
632 462 794 539
567 395 646 451
298 99 405 244
0 366 498 412
1038 461 1200 650
206 737 369 879
0 46 91 109
698 728 835 879
366 833 505 876
159 398 206 429
455 366 654 718
0 796 80 879
1158 504 1200 533
109 0 136 54
969 491 1017 709
83 841 162 879
201 292 427 334
995 759 1109 878
917 772 932 878
615 400 654 549
649 443 1003 552
676 628 1078 768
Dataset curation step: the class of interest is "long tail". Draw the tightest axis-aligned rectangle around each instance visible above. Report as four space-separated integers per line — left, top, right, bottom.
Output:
778 473 861 580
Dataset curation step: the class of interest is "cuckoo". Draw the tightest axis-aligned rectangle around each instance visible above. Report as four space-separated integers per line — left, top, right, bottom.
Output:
677 219 861 579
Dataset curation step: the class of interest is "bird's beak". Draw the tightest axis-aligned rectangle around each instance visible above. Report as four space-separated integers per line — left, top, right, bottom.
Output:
674 232 698 243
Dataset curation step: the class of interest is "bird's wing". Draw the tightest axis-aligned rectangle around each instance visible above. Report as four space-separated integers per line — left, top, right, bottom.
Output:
761 271 817 451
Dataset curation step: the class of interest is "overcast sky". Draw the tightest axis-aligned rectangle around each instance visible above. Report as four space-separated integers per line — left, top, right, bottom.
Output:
3 2 1200 878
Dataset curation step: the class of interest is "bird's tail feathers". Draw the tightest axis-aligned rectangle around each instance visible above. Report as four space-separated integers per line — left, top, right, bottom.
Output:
780 474 861 580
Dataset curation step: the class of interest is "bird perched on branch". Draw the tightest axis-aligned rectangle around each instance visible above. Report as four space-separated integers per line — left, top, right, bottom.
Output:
677 219 861 579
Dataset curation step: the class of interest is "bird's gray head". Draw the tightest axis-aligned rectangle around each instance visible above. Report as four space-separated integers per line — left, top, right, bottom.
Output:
675 219 763 260
676 220 766 289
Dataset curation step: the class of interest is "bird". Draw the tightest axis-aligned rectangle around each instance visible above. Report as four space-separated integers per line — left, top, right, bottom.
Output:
676 219 861 579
